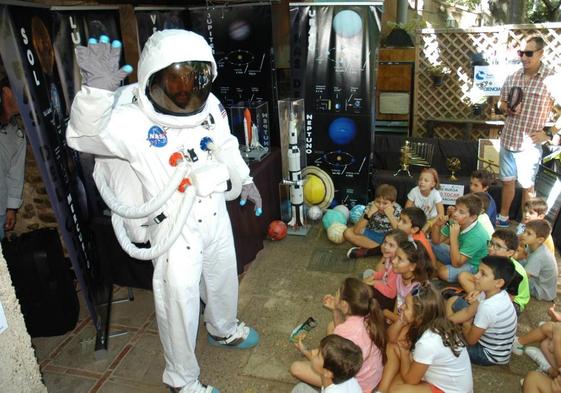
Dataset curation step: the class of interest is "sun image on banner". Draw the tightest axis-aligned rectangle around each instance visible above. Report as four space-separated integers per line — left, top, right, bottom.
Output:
136 9 187 50
187 3 278 147
290 3 383 205
0 5 122 350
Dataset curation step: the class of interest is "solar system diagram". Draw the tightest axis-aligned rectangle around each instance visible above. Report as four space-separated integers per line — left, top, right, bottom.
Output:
308 8 373 116
187 5 275 107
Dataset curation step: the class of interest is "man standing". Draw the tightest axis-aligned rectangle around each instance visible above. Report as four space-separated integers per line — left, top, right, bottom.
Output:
0 76 26 240
496 36 561 227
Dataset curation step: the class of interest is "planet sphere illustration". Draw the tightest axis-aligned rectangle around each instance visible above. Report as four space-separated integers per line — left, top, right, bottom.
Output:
328 117 357 145
333 10 362 38
229 20 251 41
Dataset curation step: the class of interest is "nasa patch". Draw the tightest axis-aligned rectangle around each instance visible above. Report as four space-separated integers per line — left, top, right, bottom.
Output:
147 125 167 147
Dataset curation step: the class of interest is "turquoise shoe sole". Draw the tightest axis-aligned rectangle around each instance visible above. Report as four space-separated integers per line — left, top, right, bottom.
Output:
207 327 260 349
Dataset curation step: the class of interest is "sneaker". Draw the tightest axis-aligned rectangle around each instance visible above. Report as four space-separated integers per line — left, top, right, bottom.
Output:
525 346 552 372
511 336 525 355
346 246 376 259
496 215 510 228
207 320 259 349
168 381 220 393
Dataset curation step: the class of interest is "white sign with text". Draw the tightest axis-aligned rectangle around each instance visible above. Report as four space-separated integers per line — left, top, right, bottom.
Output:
440 184 465 205
473 65 518 96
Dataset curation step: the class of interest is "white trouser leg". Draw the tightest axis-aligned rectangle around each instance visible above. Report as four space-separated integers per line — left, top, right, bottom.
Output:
201 208 239 338
153 237 203 388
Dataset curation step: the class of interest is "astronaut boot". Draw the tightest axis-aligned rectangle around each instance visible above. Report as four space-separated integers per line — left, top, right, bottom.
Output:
168 380 220 393
207 320 260 349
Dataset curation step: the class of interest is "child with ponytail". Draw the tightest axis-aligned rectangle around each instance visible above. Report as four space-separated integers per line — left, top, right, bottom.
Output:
291 278 386 393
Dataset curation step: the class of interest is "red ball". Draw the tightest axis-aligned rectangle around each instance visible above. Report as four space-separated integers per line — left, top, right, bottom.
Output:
267 220 288 241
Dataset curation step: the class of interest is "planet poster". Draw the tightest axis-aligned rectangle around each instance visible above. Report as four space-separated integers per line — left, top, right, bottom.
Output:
187 4 278 147
0 5 117 347
136 9 187 50
290 3 383 205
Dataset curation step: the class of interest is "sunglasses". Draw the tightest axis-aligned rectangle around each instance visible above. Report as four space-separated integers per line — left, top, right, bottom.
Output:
410 282 430 298
517 49 542 57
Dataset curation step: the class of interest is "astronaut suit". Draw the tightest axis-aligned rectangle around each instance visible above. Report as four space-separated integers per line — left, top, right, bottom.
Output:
66 30 260 393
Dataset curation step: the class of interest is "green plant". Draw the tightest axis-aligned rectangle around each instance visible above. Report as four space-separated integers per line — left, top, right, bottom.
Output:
387 18 428 36
427 64 451 76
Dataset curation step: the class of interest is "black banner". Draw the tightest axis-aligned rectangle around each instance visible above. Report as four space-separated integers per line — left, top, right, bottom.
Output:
187 3 278 147
290 3 383 206
0 5 121 348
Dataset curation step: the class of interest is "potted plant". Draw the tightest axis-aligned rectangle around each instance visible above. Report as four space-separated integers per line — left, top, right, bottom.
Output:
468 88 488 116
427 64 450 86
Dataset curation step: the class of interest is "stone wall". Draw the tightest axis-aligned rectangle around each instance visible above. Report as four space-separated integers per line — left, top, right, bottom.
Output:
10 141 57 239
0 244 47 393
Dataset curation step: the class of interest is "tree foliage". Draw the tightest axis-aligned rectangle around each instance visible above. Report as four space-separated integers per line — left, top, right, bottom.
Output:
441 0 560 22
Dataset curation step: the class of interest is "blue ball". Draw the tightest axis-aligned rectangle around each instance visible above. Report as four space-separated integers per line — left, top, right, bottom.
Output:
328 117 357 145
322 209 347 230
333 10 363 38
349 204 366 224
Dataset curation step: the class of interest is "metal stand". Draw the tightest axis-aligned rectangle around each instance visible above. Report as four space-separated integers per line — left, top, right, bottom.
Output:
87 287 135 359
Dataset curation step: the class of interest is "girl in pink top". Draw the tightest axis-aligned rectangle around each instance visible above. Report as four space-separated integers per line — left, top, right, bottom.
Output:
363 229 409 312
291 278 386 393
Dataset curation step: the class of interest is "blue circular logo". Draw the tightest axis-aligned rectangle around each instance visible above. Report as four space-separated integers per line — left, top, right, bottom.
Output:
147 126 167 147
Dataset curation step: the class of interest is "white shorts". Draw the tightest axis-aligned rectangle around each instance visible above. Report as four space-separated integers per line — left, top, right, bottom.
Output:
499 144 542 189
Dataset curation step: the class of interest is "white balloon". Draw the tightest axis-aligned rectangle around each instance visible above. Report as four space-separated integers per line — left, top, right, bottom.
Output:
307 205 323 221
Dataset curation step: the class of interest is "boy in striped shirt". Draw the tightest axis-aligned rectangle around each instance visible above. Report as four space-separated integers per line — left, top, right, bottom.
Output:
450 255 518 365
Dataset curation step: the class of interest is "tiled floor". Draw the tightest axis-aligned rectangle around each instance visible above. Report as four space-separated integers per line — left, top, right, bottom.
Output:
30 223 560 392
33 286 166 393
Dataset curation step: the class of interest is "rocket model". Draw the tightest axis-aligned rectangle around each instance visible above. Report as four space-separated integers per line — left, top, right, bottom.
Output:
243 108 252 152
251 113 264 149
284 111 305 227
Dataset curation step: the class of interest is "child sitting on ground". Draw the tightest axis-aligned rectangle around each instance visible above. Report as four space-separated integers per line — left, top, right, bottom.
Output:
513 321 561 377
470 169 497 225
345 184 401 259
362 229 409 312
473 192 495 237
379 283 473 393
447 255 517 366
520 219 558 301
515 322 561 393
405 168 445 233
397 207 436 268
457 228 529 315
377 240 434 393
431 194 490 283
291 278 385 393
383 239 434 326
291 335 363 393
516 197 555 256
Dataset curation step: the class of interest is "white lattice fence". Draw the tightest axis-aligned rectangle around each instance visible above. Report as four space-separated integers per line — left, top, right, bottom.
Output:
414 23 561 139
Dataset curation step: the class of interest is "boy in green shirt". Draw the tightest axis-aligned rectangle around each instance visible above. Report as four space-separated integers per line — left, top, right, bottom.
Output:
431 194 490 283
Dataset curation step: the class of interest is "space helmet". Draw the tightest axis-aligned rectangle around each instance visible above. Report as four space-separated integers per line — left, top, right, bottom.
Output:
136 30 218 128
146 60 213 116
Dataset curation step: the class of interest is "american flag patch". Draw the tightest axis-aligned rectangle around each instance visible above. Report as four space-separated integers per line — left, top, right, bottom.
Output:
218 103 227 119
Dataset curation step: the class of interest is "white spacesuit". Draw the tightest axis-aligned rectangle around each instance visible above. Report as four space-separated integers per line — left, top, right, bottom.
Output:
66 30 260 393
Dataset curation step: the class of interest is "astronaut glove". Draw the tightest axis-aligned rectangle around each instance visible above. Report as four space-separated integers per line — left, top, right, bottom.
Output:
75 35 133 91
240 183 263 216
